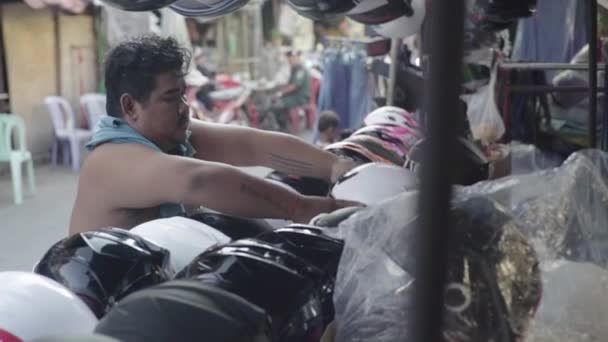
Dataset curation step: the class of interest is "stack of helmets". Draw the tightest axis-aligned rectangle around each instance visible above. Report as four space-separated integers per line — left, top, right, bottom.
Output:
326 106 423 167
34 227 173 318
176 239 327 342
255 224 345 327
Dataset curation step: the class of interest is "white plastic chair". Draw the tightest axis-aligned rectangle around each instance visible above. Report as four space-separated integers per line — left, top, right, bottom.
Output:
80 93 107 132
0 113 35 205
44 96 92 172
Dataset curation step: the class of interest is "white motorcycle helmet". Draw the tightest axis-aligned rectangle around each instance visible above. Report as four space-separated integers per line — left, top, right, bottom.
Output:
363 106 420 129
347 0 426 39
131 216 230 274
0 272 98 342
330 163 419 206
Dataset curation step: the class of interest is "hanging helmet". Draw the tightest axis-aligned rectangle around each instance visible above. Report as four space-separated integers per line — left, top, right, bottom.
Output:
130 217 230 274
177 240 325 342
404 137 491 185
0 272 98 342
363 106 420 129
34 227 173 318
343 134 405 166
330 163 418 206
170 0 250 17
346 0 426 39
95 280 271 342
285 0 357 20
187 208 274 240
99 0 176 11
265 171 331 197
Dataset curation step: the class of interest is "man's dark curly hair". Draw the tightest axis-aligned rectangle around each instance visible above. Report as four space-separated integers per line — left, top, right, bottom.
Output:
104 35 191 117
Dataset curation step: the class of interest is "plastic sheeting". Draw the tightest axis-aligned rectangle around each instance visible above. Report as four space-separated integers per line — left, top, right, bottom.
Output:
461 149 608 268
526 261 608 342
332 192 541 342
509 142 565 175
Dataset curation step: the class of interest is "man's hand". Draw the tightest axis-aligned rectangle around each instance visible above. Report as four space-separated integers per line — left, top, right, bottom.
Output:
330 159 360 183
293 196 364 224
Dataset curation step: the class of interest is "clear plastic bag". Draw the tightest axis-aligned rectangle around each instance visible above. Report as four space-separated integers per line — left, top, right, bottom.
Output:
509 142 565 175
526 261 608 342
461 65 506 144
460 149 608 267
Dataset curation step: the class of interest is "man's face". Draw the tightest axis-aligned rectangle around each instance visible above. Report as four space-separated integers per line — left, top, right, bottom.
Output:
126 72 191 152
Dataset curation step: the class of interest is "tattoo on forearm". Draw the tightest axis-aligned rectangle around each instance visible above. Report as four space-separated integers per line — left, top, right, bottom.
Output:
269 153 314 176
240 183 290 215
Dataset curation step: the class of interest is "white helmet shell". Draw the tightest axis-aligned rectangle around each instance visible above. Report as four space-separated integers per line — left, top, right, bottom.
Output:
347 0 426 39
364 106 419 129
131 217 230 273
331 163 419 206
0 272 98 341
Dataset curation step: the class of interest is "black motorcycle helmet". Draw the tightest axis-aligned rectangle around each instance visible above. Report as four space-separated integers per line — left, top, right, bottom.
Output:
256 225 345 327
177 240 325 342
95 280 271 342
404 137 490 185
34 227 173 318
265 171 331 197
441 197 542 341
187 209 273 240
169 0 250 18
286 0 357 20
100 0 176 11
255 224 344 274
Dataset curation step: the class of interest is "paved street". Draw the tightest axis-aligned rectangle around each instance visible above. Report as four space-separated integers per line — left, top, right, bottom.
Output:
0 130 313 271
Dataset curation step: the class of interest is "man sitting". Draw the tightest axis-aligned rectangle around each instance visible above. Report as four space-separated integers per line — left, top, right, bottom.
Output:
69 35 358 235
270 50 311 132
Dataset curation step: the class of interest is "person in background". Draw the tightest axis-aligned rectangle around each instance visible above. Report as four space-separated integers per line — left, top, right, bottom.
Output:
270 50 311 132
316 110 341 148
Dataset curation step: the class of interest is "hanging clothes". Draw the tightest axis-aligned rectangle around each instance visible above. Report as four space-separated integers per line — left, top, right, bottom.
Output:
315 47 373 142
348 51 372 130
512 0 588 71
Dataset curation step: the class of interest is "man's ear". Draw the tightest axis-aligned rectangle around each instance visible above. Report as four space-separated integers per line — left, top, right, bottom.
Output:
120 94 138 121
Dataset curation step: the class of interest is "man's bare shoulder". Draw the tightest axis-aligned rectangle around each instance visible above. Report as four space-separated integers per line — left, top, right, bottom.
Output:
80 144 161 191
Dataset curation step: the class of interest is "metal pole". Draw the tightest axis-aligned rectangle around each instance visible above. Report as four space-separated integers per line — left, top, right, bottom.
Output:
589 0 598 147
413 0 465 341
499 62 606 70
603 58 608 150
387 38 400 106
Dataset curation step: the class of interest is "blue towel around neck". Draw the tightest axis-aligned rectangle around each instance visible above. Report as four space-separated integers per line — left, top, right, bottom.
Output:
86 115 196 218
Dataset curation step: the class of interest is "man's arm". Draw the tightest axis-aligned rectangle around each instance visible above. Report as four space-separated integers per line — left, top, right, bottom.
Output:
98 144 356 222
189 120 355 182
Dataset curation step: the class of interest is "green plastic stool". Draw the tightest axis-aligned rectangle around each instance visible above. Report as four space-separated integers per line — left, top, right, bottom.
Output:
0 113 36 205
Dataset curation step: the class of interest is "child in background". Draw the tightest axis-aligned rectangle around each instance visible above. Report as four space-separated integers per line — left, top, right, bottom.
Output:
316 110 341 148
